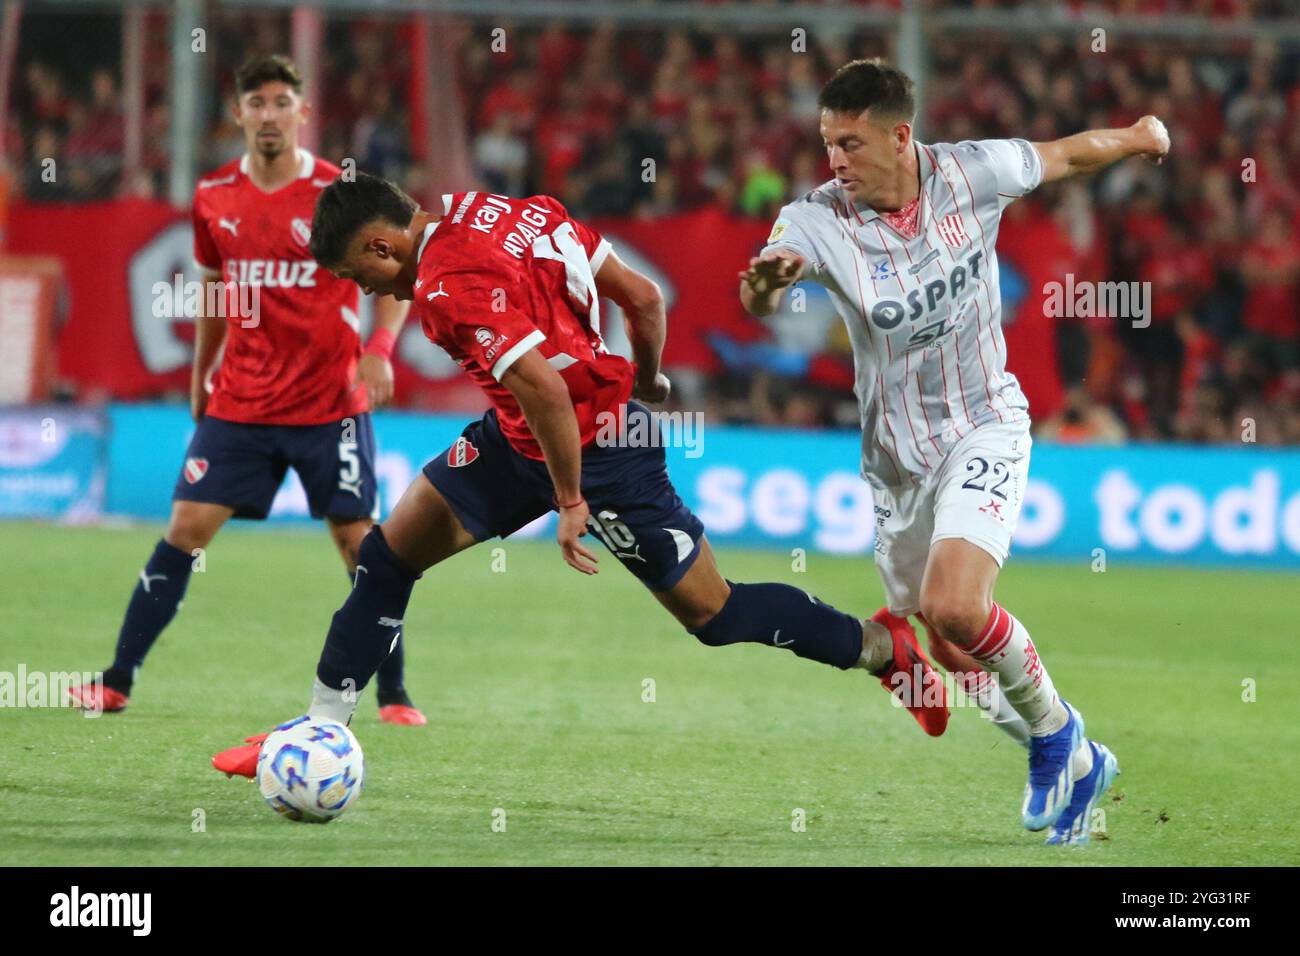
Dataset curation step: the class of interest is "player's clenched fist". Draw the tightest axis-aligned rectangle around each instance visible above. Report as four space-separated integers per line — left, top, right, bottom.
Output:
557 498 599 575
633 371 672 404
739 248 807 295
1132 115 1170 165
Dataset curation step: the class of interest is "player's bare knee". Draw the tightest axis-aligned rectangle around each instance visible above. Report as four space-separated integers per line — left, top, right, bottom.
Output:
673 590 729 634
165 517 216 554
919 594 989 647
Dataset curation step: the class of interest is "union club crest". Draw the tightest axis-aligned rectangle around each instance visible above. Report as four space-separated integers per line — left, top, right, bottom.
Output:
184 457 209 484
937 213 968 248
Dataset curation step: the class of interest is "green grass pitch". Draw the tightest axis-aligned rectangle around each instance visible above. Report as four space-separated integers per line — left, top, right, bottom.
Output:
2 521 1297 866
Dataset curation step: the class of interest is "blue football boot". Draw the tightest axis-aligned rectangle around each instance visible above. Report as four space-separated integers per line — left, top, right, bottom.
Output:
1022 701 1084 831
1045 740 1120 846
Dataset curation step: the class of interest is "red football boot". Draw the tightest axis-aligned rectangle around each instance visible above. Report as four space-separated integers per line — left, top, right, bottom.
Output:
67 682 128 713
211 732 269 779
871 608 949 737
378 703 427 726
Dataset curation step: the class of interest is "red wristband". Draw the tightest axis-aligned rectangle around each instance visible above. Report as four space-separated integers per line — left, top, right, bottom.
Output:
364 327 397 361
553 495 585 510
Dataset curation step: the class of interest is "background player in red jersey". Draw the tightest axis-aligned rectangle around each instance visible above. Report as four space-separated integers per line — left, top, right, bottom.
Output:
211 172 958 775
68 56 425 725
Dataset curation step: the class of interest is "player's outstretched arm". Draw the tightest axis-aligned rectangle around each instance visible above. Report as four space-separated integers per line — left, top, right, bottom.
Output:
1032 115 1170 184
500 348 599 575
355 294 410 408
595 251 671 404
738 248 806 317
191 268 227 422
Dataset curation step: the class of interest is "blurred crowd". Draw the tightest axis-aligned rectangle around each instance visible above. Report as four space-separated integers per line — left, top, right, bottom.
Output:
7 3 1300 445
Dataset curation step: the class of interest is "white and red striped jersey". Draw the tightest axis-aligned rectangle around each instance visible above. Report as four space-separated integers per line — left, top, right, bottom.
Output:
763 139 1043 488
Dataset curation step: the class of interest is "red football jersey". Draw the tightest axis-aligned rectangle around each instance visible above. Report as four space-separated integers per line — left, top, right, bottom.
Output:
192 149 368 425
414 191 634 460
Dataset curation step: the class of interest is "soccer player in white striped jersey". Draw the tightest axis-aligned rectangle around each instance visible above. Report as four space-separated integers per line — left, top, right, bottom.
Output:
740 59 1168 843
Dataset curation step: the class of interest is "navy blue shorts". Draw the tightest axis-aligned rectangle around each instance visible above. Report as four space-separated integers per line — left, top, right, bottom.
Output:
423 402 705 592
173 413 379 521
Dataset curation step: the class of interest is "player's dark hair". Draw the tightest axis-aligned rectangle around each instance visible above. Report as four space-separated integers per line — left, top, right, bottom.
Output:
818 58 915 124
310 171 418 268
234 54 303 97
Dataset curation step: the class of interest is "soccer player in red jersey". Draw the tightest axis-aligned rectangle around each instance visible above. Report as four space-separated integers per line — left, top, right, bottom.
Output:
68 56 425 725
211 173 952 777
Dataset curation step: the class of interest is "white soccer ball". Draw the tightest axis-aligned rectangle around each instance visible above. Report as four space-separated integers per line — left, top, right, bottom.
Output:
256 716 364 823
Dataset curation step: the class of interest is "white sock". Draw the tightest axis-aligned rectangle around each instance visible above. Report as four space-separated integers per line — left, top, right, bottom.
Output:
1071 739 1094 781
965 604 1065 736
309 678 357 725
958 670 1030 748
855 620 894 673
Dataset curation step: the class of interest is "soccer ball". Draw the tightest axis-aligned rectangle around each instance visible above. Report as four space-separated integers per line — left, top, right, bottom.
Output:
256 716 364 823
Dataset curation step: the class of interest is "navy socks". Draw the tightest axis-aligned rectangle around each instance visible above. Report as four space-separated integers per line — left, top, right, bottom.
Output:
109 538 196 689
690 580 863 669
353 567 407 697
375 632 407 701
317 527 420 693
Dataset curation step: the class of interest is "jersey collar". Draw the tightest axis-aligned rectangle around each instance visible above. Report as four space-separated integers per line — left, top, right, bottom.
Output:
846 141 932 225
415 194 456 263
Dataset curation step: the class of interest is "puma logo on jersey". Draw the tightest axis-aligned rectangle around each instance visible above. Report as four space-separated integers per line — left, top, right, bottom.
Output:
426 281 450 300
218 217 240 236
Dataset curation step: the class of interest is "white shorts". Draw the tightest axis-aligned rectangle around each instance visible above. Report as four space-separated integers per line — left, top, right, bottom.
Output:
871 419 1031 616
